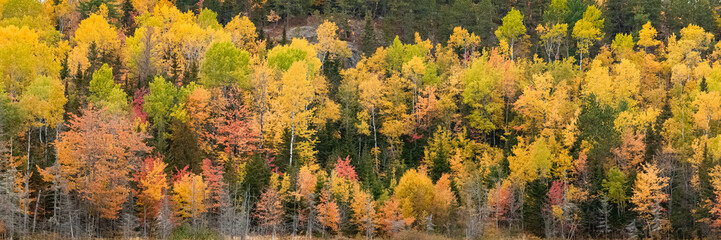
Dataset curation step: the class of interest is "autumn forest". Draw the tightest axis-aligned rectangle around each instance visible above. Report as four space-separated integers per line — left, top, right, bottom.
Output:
3 0 721 239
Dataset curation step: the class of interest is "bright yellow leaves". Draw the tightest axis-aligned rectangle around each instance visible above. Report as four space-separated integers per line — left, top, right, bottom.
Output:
0 25 61 94
448 26 480 53
638 22 660 51
583 59 640 107
631 163 670 234
394 169 455 228
350 187 375 233
225 15 263 53
693 91 721 134
19 76 67 128
68 14 120 76
316 20 350 64
172 172 208 219
572 6 604 70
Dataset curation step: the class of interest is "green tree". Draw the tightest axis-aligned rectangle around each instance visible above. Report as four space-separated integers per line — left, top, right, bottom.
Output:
603 167 628 207
88 64 128 113
144 76 177 153
572 5 604 71
462 57 503 134
495 8 526 60
200 42 251 89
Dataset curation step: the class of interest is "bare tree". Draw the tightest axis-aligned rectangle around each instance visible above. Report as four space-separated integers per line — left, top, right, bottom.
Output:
0 147 21 239
156 191 173 239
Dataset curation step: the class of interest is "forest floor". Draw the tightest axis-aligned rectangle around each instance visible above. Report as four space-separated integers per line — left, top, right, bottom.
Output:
21 231 546 240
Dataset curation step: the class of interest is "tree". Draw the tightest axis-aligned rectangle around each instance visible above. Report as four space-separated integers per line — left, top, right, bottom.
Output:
350 187 375 235
54 106 150 219
602 167 628 207
317 191 341 234
572 6 604 71
172 170 208 220
277 62 314 167
462 57 503 134
254 187 284 237
225 15 261 53
88 64 128 113
333 156 358 181
631 163 669 238
133 156 168 232
431 174 455 231
201 158 225 212
693 91 721 135
537 23 568 62
144 76 176 152
638 22 660 52
315 20 351 68
612 130 646 173
448 27 481 67
68 14 121 77
379 197 412 236
19 76 67 128
0 25 61 96
495 8 526 60
611 33 634 57
200 42 251 89
394 169 435 225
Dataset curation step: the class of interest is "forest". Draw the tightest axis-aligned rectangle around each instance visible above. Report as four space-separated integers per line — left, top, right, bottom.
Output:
3 0 721 239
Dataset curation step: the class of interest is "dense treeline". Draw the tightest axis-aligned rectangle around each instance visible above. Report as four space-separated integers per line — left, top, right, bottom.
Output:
4 0 721 239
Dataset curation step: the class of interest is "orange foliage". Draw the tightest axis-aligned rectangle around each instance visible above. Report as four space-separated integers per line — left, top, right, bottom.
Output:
55 106 150 219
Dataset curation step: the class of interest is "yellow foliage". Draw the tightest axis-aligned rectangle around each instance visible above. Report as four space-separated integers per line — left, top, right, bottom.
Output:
172 173 208 219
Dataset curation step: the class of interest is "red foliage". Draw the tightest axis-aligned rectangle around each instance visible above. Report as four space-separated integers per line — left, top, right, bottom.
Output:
132 87 149 123
172 165 190 183
212 87 259 158
334 155 358 181
201 158 226 210
545 180 565 212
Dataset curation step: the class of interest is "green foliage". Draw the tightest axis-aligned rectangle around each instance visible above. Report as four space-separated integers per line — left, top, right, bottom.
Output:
89 64 127 113
197 9 221 29
200 42 251 88
462 57 502 133
169 223 220 240
495 8 526 46
603 167 628 207
1 0 43 19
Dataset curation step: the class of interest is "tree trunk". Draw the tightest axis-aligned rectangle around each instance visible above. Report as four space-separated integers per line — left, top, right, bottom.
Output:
289 112 296 167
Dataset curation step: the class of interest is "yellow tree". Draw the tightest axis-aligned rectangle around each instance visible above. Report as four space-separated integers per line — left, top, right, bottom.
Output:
0 25 61 96
447 27 480 67
225 15 263 54
350 186 376 235
666 24 713 87
693 91 721 135
537 23 568 62
277 62 314 167
68 14 120 76
638 22 660 52
172 171 208 219
379 73 412 162
495 8 526 60
572 6 604 71
394 169 435 226
315 20 351 68
631 163 669 237
403 56 426 125
462 56 503 134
